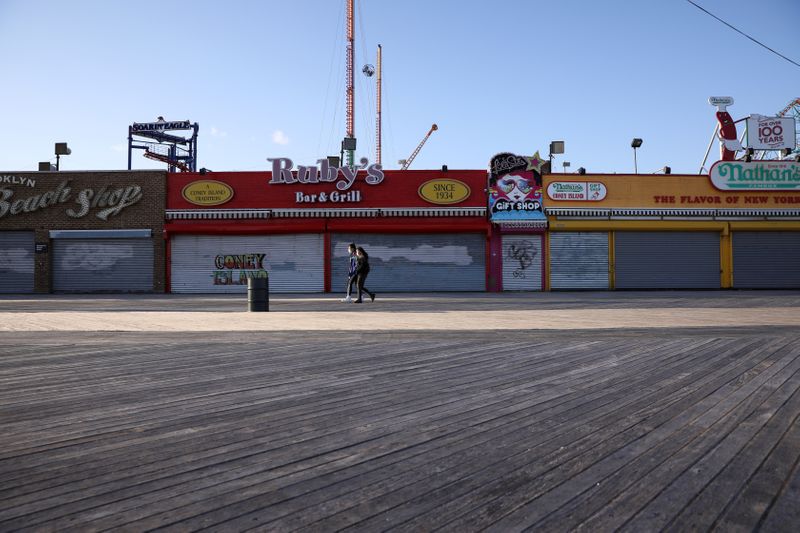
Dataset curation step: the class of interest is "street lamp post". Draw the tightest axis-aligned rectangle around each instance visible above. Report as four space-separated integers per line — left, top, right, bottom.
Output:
55 142 71 171
549 140 564 172
631 138 643 173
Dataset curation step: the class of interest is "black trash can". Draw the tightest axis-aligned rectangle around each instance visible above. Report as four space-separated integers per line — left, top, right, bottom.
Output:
247 274 269 312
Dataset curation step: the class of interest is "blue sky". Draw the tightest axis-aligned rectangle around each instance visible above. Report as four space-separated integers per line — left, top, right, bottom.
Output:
1 0 798 174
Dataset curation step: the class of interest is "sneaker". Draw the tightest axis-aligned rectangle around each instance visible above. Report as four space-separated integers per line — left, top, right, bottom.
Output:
352 299 363 304
341 296 352 303
370 293 376 302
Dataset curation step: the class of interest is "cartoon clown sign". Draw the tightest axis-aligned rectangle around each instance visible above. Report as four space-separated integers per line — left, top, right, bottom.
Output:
488 152 546 222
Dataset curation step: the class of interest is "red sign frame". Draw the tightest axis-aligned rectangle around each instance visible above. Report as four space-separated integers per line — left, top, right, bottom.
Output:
167 170 488 210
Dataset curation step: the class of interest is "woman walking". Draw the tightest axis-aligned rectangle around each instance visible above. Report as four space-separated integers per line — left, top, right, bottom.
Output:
353 246 376 303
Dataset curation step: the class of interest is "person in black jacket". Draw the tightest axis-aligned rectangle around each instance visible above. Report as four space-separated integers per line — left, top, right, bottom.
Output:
353 246 376 303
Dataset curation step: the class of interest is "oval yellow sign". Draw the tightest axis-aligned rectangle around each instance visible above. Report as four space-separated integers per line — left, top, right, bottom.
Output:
418 179 471 205
182 180 234 206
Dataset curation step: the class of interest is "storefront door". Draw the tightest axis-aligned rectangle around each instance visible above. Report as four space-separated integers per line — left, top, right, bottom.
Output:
501 234 543 291
331 233 486 292
171 234 324 293
614 231 720 289
549 232 609 289
733 231 800 288
0 231 34 293
52 231 154 292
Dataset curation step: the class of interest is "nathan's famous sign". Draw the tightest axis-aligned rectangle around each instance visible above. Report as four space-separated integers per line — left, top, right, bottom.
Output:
710 160 800 190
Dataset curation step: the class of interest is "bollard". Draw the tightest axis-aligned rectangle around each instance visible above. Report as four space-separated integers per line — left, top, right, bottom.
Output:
247 274 269 312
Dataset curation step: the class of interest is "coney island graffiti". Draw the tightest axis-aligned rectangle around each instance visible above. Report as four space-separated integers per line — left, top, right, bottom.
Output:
211 253 269 285
488 152 546 222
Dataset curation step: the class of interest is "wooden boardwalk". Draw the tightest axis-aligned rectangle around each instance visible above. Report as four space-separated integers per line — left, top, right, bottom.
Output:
1 327 799 531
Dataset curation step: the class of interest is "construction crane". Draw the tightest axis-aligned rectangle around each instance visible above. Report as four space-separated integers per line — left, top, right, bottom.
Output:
399 124 438 170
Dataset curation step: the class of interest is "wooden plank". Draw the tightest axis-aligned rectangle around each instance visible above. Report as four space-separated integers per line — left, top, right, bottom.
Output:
527 340 800 533
305 337 793 532
129 338 744 531
519 338 800 532
0 336 628 524
662 386 800 531
711 407 800 530
1 327 799 532
0 334 688 524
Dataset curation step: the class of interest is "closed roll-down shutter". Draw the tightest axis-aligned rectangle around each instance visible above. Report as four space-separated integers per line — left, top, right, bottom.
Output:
501 235 543 291
550 232 609 289
733 232 800 288
53 238 153 292
0 231 34 293
331 233 486 291
171 234 323 293
615 231 720 289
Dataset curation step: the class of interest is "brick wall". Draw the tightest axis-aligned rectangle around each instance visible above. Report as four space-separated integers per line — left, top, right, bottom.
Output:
0 170 166 293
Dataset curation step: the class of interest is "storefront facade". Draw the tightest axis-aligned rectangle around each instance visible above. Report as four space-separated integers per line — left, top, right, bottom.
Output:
165 163 490 293
2 160 796 294
487 153 549 291
0 170 166 293
543 161 800 290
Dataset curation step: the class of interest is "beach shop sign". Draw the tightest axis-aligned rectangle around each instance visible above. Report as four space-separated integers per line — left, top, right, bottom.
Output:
710 160 800 190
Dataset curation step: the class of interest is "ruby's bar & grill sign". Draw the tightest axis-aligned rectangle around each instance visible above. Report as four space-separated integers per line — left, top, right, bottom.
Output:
267 157 384 204
710 161 800 190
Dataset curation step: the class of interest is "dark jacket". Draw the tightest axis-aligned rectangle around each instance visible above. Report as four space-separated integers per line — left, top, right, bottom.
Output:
355 254 370 276
347 254 357 277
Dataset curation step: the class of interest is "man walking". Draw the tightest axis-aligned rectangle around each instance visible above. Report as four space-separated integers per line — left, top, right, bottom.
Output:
341 243 358 302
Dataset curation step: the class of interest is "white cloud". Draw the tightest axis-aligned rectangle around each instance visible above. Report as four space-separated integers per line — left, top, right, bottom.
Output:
272 130 290 145
210 126 228 138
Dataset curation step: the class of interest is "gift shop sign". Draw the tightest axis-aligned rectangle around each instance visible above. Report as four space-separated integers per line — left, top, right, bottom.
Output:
0 179 143 220
546 182 607 201
488 152 546 222
746 115 797 150
267 157 383 204
710 160 800 190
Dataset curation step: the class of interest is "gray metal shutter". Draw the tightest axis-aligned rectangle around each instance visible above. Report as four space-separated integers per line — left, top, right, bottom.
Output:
331 233 486 292
0 231 34 293
733 231 800 288
550 232 609 289
171 234 324 293
53 239 153 292
501 235 543 291
615 231 720 289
